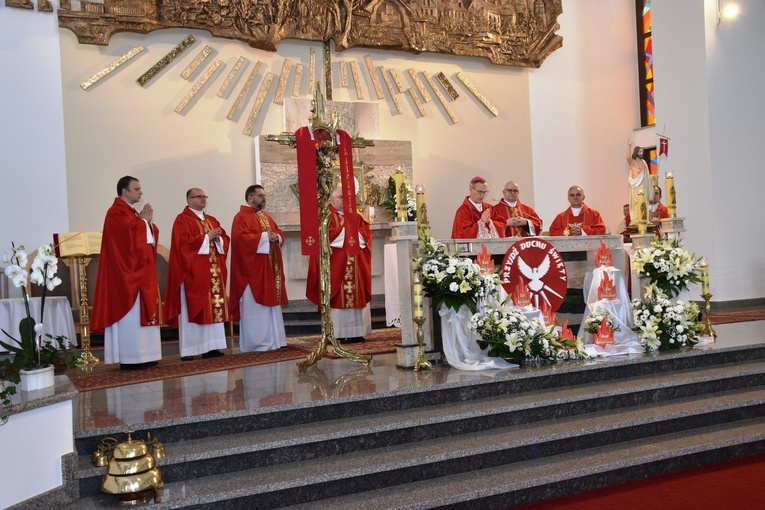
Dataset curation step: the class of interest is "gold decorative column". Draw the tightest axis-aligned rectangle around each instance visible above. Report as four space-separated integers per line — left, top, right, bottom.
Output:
699 258 717 339
75 257 99 369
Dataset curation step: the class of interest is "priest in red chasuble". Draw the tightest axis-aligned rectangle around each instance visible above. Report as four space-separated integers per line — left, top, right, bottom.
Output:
491 180 543 237
451 176 504 239
306 187 373 343
650 185 670 234
229 184 288 352
165 188 229 361
549 185 607 236
92 176 162 369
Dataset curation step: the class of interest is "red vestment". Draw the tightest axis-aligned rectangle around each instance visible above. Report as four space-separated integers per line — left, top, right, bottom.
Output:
451 197 504 239
650 202 669 235
229 205 287 320
491 199 543 238
549 204 607 236
92 198 162 331
650 202 669 222
306 206 372 309
164 207 230 328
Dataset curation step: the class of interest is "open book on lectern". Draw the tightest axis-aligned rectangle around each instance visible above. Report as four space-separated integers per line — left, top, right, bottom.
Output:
53 232 102 258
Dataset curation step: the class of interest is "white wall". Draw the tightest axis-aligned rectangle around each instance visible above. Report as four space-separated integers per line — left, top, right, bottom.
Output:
529 0 641 234
652 0 765 302
0 8 69 254
58 30 534 246
1 0 762 304
0 400 74 508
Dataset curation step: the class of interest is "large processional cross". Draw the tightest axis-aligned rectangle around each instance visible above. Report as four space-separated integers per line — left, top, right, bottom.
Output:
266 85 374 372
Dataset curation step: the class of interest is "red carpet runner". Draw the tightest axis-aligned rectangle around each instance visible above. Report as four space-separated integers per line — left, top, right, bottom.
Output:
68 328 402 392
517 453 765 510
68 347 309 392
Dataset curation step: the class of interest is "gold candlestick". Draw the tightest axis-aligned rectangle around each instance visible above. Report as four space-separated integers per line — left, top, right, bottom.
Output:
413 316 432 372
700 292 717 339
699 258 711 295
415 184 429 238
393 166 407 221
666 171 676 218
698 258 715 338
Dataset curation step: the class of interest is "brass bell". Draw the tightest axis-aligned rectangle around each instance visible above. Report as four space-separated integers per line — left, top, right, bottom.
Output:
91 448 108 467
151 442 166 460
100 431 164 505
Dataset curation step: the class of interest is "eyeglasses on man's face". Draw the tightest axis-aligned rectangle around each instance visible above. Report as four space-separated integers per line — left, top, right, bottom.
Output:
503 188 519 193
190 195 208 199
470 186 488 194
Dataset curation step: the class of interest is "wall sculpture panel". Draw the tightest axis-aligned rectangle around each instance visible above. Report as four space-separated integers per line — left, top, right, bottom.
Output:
58 0 563 68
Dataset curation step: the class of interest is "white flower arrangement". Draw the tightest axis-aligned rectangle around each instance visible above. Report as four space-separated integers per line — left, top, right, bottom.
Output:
632 238 701 298
584 310 621 334
2 242 64 423
413 235 499 313
1 243 63 368
632 285 702 352
469 301 587 363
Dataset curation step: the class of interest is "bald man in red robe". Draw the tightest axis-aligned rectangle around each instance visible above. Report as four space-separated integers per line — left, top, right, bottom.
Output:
451 176 503 239
92 175 162 369
306 187 373 342
165 188 229 361
491 180 543 237
230 184 288 352
549 185 607 236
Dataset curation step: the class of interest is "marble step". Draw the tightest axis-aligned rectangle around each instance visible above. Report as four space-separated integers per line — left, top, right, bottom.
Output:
73 360 765 498
69 409 765 509
279 418 765 510
75 347 765 455
73 351 765 455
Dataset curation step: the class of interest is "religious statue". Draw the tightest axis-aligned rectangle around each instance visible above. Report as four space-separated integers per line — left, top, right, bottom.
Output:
626 140 654 228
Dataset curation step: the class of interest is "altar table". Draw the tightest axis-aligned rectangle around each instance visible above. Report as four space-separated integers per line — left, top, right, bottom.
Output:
0 296 77 351
384 234 626 349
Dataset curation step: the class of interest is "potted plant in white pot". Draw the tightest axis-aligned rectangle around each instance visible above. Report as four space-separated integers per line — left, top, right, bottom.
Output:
1 242 64 401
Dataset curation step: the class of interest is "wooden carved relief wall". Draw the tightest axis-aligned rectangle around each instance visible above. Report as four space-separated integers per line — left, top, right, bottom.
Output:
57 0 563 68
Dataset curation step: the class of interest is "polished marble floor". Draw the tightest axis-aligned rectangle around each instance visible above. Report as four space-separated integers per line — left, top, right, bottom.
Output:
73 321 765 435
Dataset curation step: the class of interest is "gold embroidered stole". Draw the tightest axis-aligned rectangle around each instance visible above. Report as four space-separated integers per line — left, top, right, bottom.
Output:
333 213 359 308
255 211 283 302
197 215 226 322
563 209 584 236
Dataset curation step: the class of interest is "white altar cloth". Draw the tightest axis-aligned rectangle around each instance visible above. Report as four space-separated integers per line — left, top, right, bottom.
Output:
581 266 642 357
0 296 77 351
583 266 631 306
439 304 519 371
383 243 401 327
